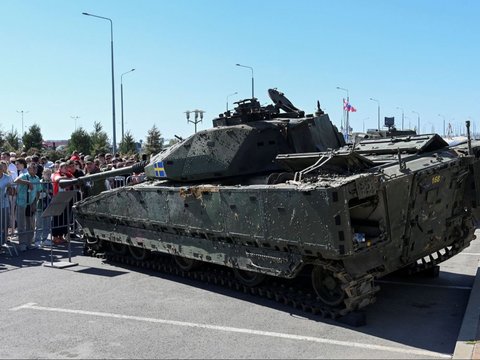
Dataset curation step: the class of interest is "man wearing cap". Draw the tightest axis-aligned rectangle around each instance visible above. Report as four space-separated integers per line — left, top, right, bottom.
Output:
84 156 100 175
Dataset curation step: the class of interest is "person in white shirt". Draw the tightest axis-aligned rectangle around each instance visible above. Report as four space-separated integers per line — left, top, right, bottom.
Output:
0 160 13 245
1 152 17 180
1 152 17 236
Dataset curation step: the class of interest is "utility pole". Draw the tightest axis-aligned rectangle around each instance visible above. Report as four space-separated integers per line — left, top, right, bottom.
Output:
396 106 404 130
17 110 29 135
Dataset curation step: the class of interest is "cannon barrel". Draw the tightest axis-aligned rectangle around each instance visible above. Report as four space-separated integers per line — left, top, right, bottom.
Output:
59 161 147 190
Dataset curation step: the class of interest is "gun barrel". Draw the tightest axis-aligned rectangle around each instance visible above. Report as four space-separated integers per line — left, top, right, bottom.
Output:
59 161 147 189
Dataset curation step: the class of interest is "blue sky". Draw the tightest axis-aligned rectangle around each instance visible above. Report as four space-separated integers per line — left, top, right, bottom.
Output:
1 0 478 144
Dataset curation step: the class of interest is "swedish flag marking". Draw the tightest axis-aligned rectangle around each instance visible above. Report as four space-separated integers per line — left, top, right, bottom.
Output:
154 161 166 177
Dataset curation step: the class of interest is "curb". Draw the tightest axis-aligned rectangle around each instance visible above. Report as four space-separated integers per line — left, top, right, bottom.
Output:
453 260 480 359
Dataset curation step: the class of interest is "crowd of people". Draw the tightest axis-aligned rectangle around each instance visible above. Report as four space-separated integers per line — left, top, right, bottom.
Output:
0 149 145 252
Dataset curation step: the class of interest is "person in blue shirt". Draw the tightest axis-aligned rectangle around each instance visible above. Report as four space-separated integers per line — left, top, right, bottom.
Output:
14 162 41 251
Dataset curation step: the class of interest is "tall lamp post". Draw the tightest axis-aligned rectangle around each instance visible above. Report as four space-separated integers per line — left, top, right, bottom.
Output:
17 110 29 135
412 110 420 134
396 106 405 130
71 116 80 131
369 98 380 130
82 12 117 154
424 121 435 134
362 117 370 133
437 114 446 136
185 109 205 133
121 68 135 143
235 64 254 99
226 91 238 112
336 86 349 139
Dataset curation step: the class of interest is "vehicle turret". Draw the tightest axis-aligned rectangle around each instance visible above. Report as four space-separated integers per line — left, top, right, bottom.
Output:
143 89 345 182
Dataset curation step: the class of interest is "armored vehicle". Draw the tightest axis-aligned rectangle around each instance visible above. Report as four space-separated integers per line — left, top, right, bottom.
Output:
73 89 480 318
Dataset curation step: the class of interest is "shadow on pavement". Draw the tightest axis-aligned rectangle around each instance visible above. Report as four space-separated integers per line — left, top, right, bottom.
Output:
100 254 473 356
2 238 473 356
0 238 85 271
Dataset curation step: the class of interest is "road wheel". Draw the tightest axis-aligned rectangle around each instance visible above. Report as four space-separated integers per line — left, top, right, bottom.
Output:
233 269 266 287
110 242 127 255
311 265 345 307
128 245 149 260
174 256 201 271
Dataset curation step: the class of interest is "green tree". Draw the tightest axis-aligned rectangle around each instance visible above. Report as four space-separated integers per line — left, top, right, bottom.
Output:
44 148 66 162
26 147 41 156
0 129 4 150
167 138 180 147
145 125 164 155
22 124 43 151
5 129 20 151
119 130 137 155
68 127 92 155
90 121 110 155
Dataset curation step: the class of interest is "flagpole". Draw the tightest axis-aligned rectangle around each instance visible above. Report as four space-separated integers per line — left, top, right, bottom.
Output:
346 95 350 142
336 86 349 142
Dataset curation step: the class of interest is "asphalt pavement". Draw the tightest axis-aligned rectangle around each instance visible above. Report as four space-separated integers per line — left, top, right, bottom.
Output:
1 232 479 359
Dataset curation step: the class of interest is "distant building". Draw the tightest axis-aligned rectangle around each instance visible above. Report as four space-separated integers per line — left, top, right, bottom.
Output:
43 140 68 150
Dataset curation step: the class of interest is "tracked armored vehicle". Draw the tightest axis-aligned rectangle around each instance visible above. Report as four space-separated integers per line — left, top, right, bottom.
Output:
74 89 480 318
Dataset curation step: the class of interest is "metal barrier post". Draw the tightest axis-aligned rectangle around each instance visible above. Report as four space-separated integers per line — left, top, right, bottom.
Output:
42 191 78 269
1 184 17 256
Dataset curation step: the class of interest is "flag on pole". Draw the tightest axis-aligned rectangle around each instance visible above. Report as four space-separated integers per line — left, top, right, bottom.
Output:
343 99 357 112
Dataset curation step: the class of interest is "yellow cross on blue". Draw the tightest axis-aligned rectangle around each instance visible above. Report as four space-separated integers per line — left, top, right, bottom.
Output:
154 161 166 177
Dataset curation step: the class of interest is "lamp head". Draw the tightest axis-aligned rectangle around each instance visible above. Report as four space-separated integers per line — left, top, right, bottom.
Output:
82 12 91 16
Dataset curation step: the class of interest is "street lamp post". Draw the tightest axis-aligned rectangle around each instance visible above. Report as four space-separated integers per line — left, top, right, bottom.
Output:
412 110 420 134
17 110 29 135
438 114 446 136
235 64 254 99
396 106 405 130
226 91 238 112
369 98 380 130
336 86 349 140
82 12 117 154
71 116 80 131
362 117 370 133
424 121 435 134
121 68 135 143
185 109 205 133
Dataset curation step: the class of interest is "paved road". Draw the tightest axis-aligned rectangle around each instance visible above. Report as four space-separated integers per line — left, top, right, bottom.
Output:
1 232 479 359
